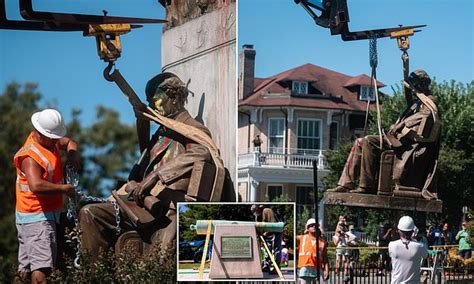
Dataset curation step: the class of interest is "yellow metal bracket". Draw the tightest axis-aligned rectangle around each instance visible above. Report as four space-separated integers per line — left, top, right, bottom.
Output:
198 220 213 279
84 24 132 62
390 28 414 51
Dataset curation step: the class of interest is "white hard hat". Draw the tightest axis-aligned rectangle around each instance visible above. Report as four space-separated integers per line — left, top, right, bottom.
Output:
31 109 67 139
306 218 317 228
397 216 415 232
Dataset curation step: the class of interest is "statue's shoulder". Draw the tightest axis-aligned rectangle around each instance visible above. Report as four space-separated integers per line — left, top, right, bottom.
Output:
175 110 212 138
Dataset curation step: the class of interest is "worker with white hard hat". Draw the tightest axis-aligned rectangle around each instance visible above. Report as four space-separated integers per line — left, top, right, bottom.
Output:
13 108 79 283
296 218 330 283
389 216 428 284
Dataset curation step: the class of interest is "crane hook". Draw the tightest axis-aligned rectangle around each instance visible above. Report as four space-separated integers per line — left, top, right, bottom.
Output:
103 61 116 82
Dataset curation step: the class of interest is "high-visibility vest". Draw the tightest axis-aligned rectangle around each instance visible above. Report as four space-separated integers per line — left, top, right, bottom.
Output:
297 234 326 269
13 132 64 213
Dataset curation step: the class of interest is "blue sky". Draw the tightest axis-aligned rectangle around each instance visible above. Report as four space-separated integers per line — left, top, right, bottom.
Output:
0 0 165 125
1 0 472 126
238 0 473 93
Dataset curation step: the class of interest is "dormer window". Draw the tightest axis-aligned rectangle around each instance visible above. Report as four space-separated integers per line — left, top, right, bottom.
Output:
359 85 375 101
292 80 308 94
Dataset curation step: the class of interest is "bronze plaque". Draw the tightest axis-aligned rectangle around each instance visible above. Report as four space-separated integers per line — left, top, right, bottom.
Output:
220 236 252 259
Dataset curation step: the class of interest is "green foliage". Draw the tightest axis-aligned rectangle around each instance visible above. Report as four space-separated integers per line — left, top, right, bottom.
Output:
48 243 176 283
75 105 139 196
322 139 353 190
296 207 311 235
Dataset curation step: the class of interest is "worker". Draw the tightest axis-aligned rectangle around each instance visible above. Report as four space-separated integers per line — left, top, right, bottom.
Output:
296 218 329 283
13 109 79 283
389 216 428 283
251 204 282 273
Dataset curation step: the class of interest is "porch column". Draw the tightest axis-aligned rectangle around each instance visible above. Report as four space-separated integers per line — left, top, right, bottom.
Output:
250 178 259 202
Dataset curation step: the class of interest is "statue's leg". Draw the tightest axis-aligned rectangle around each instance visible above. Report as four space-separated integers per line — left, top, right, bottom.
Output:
79 203 134 262
150 208 177 249
330 138 363 192
357 135 383 193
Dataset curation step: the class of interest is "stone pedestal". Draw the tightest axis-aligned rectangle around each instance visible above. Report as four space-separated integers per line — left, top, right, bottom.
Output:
209 224 263 279
323 192 442 213
161 2 236 185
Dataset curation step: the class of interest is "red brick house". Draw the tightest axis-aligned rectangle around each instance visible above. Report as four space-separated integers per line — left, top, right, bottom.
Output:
237 44 385 209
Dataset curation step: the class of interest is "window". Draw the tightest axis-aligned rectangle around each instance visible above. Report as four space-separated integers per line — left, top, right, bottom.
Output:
296 186 313 215
297 119 322 153
267 185 283 201
268 118 285 153
359 85 375 101
329 121 339 149
292 80 308 94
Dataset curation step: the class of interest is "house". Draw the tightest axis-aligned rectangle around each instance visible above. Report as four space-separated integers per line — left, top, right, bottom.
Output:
237 44 385 213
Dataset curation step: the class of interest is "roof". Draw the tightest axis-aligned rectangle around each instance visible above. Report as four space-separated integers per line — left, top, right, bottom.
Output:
239 63 385 112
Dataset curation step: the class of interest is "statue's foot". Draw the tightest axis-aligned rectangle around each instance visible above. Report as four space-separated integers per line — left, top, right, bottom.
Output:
349 187 368 193
327 185 352 192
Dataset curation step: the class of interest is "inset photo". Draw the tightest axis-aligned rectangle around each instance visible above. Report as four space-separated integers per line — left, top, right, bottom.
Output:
177 203 295 281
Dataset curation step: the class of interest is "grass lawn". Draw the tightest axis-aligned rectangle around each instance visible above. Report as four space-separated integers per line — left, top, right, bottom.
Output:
179 262 210 270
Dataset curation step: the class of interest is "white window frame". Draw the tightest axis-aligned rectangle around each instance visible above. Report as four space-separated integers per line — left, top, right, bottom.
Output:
268 118 286 154
292 80 309 94
296 118 323 152
266 184 284 201
329 121 339 150
359 85 375 101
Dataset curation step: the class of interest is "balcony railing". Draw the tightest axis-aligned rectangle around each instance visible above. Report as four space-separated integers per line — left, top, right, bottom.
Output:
238 148 327 170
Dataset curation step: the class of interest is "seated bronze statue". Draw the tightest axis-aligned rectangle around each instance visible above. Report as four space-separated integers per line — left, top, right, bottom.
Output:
328 70 440 200
79 72 233 261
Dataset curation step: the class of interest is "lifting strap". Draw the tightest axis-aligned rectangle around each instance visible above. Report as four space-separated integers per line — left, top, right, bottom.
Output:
363 35 384 148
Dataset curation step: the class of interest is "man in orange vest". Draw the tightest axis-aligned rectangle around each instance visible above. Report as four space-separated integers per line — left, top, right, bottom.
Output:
13 109 79 283
296 218 330 283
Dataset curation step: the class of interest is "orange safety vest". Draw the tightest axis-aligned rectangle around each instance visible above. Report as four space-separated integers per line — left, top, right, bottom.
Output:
13 132 64 213
297 234 326 269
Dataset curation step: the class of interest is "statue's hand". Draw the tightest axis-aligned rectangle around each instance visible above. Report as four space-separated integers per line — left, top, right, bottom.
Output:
125 181 146 207
133 102 148 120
127 173 160 207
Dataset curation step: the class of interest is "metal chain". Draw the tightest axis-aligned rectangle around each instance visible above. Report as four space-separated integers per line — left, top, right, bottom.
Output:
65 165 122 268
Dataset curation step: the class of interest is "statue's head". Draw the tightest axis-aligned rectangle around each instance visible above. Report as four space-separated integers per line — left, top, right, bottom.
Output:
145 72 189 117
408 69 431 94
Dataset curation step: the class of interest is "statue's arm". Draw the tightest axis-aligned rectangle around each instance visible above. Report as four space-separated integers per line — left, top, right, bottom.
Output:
399 111 438 143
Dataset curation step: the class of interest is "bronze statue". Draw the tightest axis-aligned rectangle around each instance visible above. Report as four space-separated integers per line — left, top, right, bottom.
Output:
79 72 233 261
328 70 440 199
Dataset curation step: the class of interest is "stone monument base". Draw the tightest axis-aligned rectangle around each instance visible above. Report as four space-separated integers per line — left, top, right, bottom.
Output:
323 192 442 213
209 224 263 279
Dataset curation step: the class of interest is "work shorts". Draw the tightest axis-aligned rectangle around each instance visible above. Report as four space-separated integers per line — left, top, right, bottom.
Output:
16 220 57 272
336 247 349 256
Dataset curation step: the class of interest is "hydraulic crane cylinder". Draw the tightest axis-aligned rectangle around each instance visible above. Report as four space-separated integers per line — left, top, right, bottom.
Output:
190 220 285 235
